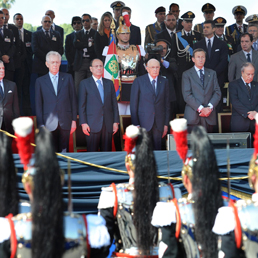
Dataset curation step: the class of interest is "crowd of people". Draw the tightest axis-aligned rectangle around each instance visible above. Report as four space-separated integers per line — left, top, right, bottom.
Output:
1 2 258 152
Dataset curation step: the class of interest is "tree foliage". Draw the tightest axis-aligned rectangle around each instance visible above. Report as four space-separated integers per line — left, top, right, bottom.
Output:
0 0 15 9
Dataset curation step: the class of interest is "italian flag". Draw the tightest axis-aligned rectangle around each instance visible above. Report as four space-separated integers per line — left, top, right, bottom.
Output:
103 33 121 100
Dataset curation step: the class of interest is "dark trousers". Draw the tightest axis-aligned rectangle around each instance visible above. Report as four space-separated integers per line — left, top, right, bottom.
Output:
188 117 213 133
86 122 112 152
51 123 70 152
148 123 163 151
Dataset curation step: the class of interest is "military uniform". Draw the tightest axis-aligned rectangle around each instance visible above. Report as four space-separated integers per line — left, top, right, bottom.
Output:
99 182 180 257
225 6 248 48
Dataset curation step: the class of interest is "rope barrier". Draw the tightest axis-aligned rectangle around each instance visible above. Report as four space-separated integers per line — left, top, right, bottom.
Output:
1 129 250 181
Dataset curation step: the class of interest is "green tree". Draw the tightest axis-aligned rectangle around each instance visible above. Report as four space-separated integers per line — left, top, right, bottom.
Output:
0 0 15 9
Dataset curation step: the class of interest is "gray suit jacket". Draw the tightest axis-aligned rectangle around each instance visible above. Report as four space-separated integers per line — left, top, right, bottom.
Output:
182 67 221 125
228 50 258 82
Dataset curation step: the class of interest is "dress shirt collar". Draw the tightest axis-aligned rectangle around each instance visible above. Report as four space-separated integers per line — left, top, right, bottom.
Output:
51 23 55 30
205 36 214 46
42 27 50 33
92 75 103 85
241 76 251 87
243 49 252 62
184 29 191 34
166 27 176 35
49 72 59 80
83 28 91 34
215 34 224 39
194 65 205 76
148 73 158 83
0 80 4 93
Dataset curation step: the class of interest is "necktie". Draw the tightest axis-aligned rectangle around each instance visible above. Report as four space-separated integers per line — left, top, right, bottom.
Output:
3 24 7 29
238 25 242 32
199 69 204 87
253 42 257 51
152 79 156 94
245 83 251 96
19 29 22 41
97 80 104 103
85 30 89 35
52 75 58 95
219 36 223 40
247 53 251 62
0 81 4 99
207 39 211 58
0 28 3 37
45 30 50 39
170 32 173 38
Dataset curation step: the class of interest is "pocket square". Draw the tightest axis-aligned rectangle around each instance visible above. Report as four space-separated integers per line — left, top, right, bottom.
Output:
8 90 12 93
215 49 220 52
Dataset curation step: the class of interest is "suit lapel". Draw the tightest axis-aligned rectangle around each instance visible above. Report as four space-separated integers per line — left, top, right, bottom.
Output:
190 67 203 88
239 51 248 63
2 80 10 102
156 76 162 97
57 73 63 95
90 77 103 104
146 74 156 95
210 37 218 60
45 74 56 95
203 69 211 89
239 79 250 97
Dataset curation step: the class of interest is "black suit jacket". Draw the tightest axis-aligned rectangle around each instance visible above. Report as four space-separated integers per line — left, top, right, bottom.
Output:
229 78 258 132
94 31 109 60
130 74 170 132
0 28 15 72
129 24 141 46
155 29 174 47
35 72 77 131
78 77 119 133
65 31 76 72
37 24 64 43
176 19 183 31
22 28 33 73
0 79 20 134
31 29 63 74
73 29 97 71
193 37 228 87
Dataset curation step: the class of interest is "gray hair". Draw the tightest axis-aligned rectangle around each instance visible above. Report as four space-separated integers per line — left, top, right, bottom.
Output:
147 58 160 67
42 15 52 22
241 62 255 73
46 51 61 63
248 24 258 31
193 48 206 58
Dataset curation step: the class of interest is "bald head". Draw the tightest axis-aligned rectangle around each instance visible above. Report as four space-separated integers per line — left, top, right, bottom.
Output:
41 15 52 30
45 10 55 21
1 8 9 24
146 59 160 79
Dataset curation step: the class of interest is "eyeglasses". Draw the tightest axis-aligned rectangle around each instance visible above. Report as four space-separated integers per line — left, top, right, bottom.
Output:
92 65 103 68
82 19 90 23
44 20 51 23
73 21 81 25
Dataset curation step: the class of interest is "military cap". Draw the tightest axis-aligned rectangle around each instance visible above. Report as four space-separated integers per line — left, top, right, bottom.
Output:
181 11 195 21
155 6 166 14
214 17 227 26
110 1 125 10
245 14 258 24
232 5 247 15
201 3 216 13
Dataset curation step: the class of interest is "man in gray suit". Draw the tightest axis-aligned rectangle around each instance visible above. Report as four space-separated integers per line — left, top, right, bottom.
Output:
228 33 258 82
182 48 221 132
78 59 119 152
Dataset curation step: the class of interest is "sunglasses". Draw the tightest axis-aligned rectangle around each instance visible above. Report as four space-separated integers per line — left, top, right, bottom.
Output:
73 21 81 25
44 20 51 23
82 19 90 23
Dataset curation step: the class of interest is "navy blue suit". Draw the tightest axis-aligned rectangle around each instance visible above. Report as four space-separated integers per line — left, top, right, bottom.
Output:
31 29 63 75
35 72 77 152
129 24 141 46
130 74 170 150
37 24 64 44
78 77 119 152
229 78 258 133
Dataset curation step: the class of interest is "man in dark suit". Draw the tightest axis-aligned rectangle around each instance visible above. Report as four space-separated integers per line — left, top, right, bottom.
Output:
229 62 258 135
182 49 221 133
35 51 77 152
37 10 64 44
121 7 141 45
32 15 63 77
0 10 15 81
130 58 170 150
225 6 247 49
0 60 19 135
65 16 82 77
78 59 119 152
169 3 183 31
156 39 177 120
228 33 258 82
73 13 96 93
13 13 32 116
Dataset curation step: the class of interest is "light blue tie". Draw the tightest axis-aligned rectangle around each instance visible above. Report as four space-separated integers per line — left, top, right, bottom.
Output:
52 75 58 95
97 79 104 103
